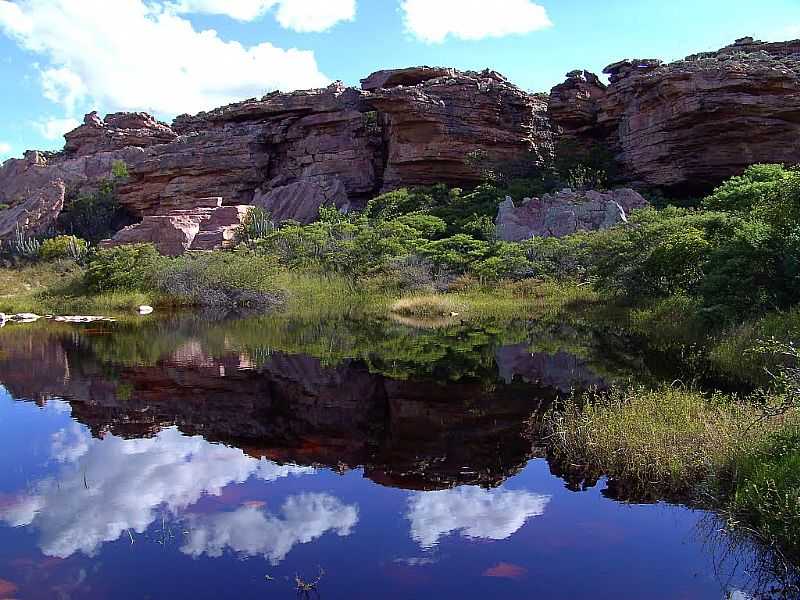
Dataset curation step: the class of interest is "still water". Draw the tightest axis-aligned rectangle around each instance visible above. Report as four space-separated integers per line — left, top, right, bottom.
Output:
0 314 790 599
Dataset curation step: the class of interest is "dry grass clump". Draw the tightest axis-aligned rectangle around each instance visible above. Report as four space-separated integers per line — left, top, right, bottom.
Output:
389 294 463 317
543 385 791 497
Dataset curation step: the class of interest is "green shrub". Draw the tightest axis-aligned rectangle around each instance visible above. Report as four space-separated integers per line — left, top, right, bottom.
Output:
111 160 129 179
40 235 88 261
237 207 276 243
154 251 282 308
84 244 162 292
57 180 135 244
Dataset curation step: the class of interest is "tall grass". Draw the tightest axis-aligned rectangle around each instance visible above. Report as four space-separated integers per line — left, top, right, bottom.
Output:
543 385 790 498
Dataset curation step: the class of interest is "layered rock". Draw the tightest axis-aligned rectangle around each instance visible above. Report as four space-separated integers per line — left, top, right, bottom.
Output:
64 111 177 156
100 198 250 256
550 37 800 194
368 69 553 190
495 187 648 241
0 149 139 238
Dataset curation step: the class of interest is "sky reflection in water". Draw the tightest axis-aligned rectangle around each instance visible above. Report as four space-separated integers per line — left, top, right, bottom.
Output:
0 317 787 599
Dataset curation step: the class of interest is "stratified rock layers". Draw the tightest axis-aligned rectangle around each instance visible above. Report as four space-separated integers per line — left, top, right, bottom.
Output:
2 37 799 236
549 38 800 194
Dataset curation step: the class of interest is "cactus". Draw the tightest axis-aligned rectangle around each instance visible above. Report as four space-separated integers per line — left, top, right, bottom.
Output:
6 225 41 259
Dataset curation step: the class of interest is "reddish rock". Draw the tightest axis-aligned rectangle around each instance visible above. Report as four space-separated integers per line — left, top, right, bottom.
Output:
495 188 648 241
367 69 553 190
100 199 251 255
550 38 800 194
360 66 457 91
252 175 350 223
0 146 142 237
0 178 65 238
65 111 177 157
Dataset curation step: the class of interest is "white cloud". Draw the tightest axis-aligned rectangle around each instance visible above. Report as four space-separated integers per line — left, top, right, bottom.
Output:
0 0 331 117
407 486 550 548
0 426 313 558
40 66 87 113
32 117 80 141
33 117 81 141
170 0 356 31
274 0 356 33
400 0 551 44
0 142 11 154
169 0 277 21
181 493 358 564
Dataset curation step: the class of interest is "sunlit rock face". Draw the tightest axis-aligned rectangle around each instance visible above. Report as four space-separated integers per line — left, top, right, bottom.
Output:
549 38 800 195
495 188 648 241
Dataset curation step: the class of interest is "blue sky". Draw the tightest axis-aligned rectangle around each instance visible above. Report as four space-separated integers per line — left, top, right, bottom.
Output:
1 0 799 160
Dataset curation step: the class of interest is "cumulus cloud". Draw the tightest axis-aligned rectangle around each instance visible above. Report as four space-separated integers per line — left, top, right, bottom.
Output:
181 493 358 564
0 0 331 117
0 426 313 558
407 486 550 548
170 0 356 31
33 117 81 141
0 142 11 155
274 0 356 33
400 0 551 44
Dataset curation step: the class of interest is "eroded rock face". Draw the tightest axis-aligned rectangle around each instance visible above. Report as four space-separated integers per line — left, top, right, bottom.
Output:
0 149 139 238
368 69 554 190
0 178 65 238
64 111 177 157
100 198 251 256
495 188 648 241
550 38 800 194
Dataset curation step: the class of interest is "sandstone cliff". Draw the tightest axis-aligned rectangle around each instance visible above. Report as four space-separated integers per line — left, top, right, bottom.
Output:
549 37 800 194
1 38 798 236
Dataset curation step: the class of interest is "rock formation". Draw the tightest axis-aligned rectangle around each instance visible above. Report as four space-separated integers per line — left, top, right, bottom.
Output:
495 187 648 241
100 198 250 256
549 37 800 194
64 111 177 156
2 37 799 238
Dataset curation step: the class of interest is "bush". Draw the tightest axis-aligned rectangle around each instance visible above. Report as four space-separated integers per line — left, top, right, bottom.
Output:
57 180 135 244
154 251 282 309
40 235 88 261
84 244 162 292
237 207 276 243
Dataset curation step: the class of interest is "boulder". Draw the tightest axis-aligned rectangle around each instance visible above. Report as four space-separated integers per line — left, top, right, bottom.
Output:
252 176 350 223
495 188 648 241
0 178 65 238
360 67 457 91
100 199 251 256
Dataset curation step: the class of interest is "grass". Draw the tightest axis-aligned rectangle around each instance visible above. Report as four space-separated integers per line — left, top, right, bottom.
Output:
729 427 800 561
0 261 160 315
710 307 800 385
543 385 793 498
390 294 463 317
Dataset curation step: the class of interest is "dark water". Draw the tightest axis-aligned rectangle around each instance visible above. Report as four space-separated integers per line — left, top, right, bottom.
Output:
0 314 789 599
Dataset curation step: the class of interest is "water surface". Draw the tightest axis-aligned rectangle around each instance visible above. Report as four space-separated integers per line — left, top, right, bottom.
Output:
0 315 789 599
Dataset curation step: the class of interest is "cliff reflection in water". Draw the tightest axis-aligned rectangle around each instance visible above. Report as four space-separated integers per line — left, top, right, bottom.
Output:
0 315 610 491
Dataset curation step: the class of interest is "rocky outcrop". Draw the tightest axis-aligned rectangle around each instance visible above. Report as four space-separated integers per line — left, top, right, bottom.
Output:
495 187 648 241
64 111 177 156
100 198 250 255
3 38 800 236
360 66 457 91
0 148 144 238
550 37 800 194
368 69 553 190
0 178 65 238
